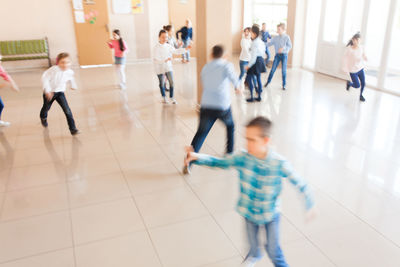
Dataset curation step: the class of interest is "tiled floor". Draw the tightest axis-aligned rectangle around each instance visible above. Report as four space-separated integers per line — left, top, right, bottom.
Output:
0 59 400 267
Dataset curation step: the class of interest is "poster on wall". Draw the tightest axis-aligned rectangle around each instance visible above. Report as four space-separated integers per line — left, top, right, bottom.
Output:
131 0 143 14
74 10 85 23
113 0 132 14
73 0 83 10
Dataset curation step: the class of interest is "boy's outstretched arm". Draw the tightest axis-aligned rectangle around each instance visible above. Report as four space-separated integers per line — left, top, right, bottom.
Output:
184 146 237 169
282 161 315 212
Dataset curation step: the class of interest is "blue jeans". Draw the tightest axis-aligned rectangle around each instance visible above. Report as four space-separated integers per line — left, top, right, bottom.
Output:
0 96 4 118
191 107 234 154
239 60 248 80
267 53 288 87
349 68 365 96
245 215 289 267
246 73 262 99
182 39 191 61
265 46 271 65
40 92 77 132
157 72 174 98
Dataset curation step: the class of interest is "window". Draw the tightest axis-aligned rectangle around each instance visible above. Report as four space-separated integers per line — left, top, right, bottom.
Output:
385 0 400 93
342 0 364 44
250 0 288 32
303 0 322 69
322 0 343 42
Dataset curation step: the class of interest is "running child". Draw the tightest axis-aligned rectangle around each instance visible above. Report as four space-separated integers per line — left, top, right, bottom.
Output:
40 52 79 135
264 23 292 90
108 29 129 90
0 55 19 127
153 29 190 104
184 116 315 267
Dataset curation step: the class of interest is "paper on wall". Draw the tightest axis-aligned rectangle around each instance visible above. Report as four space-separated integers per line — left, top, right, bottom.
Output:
113 0 132 14
74 11 85 23
73 0 83 10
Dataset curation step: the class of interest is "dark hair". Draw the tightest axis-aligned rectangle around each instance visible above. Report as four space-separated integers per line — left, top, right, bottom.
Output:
113 29 125 52
251 25 260 38
347 32 361 47
246 116 273 137
159 29 167 37
244 27 251 32
56 52 70 64
163 25 172 32
212 45 224 58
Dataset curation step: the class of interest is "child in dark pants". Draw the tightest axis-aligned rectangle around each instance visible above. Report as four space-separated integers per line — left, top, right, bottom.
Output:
185 117 316 267
40 53 79 135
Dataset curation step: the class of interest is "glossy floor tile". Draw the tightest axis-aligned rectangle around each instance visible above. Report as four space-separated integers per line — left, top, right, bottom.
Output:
0 59 399 266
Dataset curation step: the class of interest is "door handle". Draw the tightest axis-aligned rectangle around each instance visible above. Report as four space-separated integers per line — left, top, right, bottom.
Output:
105 24 109 33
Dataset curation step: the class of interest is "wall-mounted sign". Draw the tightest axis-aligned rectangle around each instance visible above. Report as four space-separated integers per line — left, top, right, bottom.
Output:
131 0 143 14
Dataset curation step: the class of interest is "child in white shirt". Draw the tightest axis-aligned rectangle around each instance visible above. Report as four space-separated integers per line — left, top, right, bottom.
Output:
40 53 79 135
153 29 190 104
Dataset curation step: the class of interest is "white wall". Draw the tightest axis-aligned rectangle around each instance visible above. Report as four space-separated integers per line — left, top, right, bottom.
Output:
148 0 169 58
0 0 78 68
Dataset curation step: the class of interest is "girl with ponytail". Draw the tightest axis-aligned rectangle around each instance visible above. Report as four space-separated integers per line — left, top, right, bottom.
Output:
108 29 129 90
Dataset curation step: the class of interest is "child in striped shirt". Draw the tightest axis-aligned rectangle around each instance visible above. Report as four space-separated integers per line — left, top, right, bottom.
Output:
185 116 315 267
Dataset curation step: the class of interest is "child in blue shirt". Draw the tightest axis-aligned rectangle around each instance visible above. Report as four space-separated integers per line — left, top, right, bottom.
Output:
261 23 272 66
184 116 315 267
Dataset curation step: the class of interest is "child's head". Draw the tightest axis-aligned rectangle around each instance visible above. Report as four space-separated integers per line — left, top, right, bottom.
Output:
277 23 286 34
243 27 251 38
250 25 260 40
186 19 192 28
56 53 71 70
113 29 121 40
347 32 361 47
211 45 224 59
262 22 267 31
245 116 272 157
159 29 168 44
163 25 174 36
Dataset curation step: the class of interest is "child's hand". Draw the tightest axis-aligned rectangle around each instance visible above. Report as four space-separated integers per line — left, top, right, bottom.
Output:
244 66 249 71
45 92 54 101
165 58 172 63
305 207 318 223
186 45 192 50
278 48 283 53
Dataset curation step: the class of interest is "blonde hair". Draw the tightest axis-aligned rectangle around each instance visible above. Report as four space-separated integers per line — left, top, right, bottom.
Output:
277 23 286 30
186 19 192 28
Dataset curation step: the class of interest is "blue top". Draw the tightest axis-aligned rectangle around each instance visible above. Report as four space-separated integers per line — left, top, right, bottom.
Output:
200 59 239 110
261 30 271 43
268 34 292 54
194 150 314 224
176 27 193 41
248 37 266 68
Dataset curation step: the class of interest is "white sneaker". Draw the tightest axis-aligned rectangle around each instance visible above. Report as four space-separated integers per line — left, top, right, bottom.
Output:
242 257 258 267
0 121 11 127
162 97 168 104
170 98 177 104
119 83 127 90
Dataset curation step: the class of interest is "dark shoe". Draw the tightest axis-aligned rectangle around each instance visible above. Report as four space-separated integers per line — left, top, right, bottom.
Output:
182 165 191 175
246 98 255 103
360 95 365 102
264 82 269 88
70 129 80 135
282 86 286 90
255 96 262 102
41 118 48 127
346 81 351 91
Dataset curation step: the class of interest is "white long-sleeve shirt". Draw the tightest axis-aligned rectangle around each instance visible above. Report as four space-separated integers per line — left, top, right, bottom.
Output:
42 66 77 93
153 42 186 74
248 37 266 68
342 45 366 73
239 37 251 62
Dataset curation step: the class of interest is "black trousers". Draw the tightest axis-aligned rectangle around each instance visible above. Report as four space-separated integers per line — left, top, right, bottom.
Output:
40 92 77 131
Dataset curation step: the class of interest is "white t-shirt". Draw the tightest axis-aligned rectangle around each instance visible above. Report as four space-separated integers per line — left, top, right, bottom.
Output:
342 45 365 73
42 66 77 93
153 42 186 74
239 37 251 62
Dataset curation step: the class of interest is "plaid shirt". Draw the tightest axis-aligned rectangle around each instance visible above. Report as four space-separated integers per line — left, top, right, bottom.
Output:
194 150 314 224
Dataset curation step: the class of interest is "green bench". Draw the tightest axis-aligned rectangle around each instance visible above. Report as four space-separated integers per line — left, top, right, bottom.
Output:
0 37 51 67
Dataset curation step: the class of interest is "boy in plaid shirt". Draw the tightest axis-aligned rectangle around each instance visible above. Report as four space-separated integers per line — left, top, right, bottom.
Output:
184 116 315 267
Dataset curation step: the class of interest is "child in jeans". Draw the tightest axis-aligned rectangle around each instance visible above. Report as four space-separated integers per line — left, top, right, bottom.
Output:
185 116 315 267
107 29 128 90
0 55 19 127
40 53 79 135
